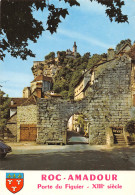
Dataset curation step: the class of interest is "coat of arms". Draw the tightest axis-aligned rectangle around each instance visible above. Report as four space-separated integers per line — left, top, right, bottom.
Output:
6 173 24 193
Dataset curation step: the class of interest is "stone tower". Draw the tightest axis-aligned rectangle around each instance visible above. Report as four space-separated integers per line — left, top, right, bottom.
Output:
73 42 77 56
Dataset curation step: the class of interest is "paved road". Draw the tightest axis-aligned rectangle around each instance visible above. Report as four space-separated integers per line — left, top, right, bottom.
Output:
68 135 88 144
67 130 88 144
1 131 135 170
1 145 135 170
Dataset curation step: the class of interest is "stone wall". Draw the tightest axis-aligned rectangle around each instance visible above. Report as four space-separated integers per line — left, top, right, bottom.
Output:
88 55 132 144
131 60 135 106
37 98 89 144
37 55 132 145
17 105 37 142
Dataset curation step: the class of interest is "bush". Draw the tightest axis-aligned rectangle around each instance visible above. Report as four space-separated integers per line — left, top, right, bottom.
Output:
45 52 55 60
125 120 135 135
60 91 68 99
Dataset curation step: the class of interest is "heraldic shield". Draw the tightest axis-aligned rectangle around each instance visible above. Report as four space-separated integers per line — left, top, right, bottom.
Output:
6 173 24 193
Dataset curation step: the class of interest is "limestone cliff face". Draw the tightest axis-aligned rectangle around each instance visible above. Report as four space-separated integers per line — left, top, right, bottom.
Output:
31 59 61 78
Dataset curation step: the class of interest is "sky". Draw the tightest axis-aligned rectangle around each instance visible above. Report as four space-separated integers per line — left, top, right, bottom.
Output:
0 0 135 97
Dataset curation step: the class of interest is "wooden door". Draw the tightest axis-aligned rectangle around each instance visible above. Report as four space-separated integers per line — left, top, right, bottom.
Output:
20 124 37 141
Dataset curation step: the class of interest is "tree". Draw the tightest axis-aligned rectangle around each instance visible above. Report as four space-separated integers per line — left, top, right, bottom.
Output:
73 58 82 68
0 90 10 140
116 39 132 53
60 90 68 99
53 66 72 94
45 52 55 60
76 114 87 134
53 55 83 99
53 78 69 93
68 70 82 99
125 120 135 135
82 52 91 62
1 0 128 60
87 54 103 69
57 51 67 65
76 53 81 58
53 51 106 100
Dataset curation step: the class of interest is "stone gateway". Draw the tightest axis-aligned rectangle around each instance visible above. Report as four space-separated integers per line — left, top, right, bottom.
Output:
35 55 133 145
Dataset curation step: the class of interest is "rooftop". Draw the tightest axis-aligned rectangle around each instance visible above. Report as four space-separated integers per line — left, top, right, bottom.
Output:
21 95 37 106
10 98 28 108
31 75 53 83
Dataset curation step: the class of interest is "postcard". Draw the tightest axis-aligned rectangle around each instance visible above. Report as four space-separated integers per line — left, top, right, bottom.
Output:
0 0 135 194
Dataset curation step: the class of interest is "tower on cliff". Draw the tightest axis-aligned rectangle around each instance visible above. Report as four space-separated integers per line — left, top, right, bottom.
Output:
73 42 77 57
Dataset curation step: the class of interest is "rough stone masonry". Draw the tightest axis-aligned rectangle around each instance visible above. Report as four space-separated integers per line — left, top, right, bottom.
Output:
37 55 132 145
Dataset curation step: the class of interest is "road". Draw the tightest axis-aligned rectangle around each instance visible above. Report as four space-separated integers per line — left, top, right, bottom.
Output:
1 145 135 170
1 131 135 170
67 130 88 144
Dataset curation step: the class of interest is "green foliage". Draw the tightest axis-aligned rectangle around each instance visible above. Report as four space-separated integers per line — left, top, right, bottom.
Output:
116 39 131 53
53 78 68 93
77 115 84 127
76 53 81 58
68 89 74 100
76 114 87 133
57 51 66 58
73 58 82 68
68 70 82 99
57 51 67 65
53 54 83 99
53 66 72 94
69 70 82 88
80 62 87 71
82 52 91 62
125 120 135 135
87 54 103 69
60 90 69 99
66 58 74 69
1 0 128 60
45 52 55 60
53 50 106 99
0 90 10 138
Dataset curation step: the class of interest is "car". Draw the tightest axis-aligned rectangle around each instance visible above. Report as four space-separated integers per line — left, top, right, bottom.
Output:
0 141 12 159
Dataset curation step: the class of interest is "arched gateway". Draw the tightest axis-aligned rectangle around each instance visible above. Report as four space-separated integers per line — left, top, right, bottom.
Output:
37 97 92 145
36 55 134 145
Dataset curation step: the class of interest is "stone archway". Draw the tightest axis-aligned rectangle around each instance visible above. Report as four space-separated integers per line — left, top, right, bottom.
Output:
36 56 133 145
36 97 91 145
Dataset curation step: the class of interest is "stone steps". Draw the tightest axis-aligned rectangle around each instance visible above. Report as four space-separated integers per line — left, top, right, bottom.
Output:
114 134 126 145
